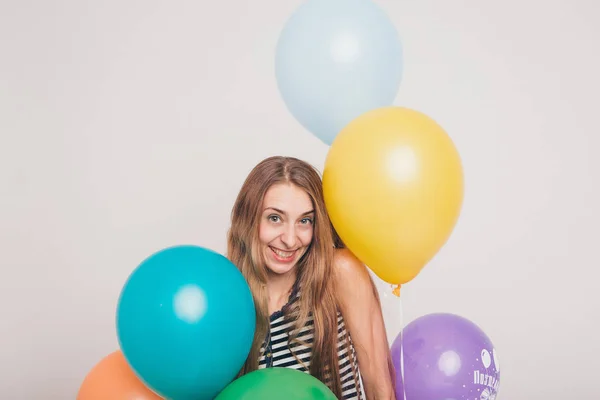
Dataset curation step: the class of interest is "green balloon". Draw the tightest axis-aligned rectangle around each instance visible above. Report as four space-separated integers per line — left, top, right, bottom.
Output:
214 367 337 400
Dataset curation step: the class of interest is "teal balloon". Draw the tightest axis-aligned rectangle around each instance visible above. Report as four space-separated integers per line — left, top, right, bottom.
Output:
116 245 256 400
275 0 403 145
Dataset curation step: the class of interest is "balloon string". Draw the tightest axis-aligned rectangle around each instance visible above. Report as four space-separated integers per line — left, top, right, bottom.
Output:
392 284 407 400
400 295 407 400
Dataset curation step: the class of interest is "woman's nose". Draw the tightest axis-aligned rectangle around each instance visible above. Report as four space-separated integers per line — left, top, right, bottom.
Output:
280 225 297 248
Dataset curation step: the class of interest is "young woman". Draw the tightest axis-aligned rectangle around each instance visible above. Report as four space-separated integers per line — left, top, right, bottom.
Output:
227 156 395 399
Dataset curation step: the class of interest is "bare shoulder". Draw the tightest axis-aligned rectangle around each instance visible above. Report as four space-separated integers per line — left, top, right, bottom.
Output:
333 248 374 302
333 248 370 281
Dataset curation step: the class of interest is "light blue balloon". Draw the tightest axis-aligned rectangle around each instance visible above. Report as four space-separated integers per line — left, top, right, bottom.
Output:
116 245 256 400
275 0 403 145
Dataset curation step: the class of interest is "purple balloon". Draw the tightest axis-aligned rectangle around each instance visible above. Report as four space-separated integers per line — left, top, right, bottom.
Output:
391 313 500 400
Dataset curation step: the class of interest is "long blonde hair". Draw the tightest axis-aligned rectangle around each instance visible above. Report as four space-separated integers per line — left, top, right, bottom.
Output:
226 156 353 397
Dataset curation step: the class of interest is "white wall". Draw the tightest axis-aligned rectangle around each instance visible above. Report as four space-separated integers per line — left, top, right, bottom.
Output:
1 0 598 398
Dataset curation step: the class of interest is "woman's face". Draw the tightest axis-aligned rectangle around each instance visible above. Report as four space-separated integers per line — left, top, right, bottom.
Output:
259 183 314 276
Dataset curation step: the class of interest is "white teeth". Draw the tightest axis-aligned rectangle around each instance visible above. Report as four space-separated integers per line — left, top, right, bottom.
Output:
272 247 295 258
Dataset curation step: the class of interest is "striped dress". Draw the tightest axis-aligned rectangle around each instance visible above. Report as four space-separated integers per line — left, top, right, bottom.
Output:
258 285 363 399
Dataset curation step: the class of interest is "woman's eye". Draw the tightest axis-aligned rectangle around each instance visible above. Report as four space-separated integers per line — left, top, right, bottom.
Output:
268 215 281 222
301 218 313 224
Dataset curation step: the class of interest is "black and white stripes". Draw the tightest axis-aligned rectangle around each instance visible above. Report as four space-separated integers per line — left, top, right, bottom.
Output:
258 290 363 399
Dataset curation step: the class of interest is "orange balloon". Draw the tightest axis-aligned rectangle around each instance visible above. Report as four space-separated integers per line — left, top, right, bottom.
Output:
77 350 163 400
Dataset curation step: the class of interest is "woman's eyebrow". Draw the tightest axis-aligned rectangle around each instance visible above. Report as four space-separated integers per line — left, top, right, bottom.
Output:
263 207 314 215
264 206 286 214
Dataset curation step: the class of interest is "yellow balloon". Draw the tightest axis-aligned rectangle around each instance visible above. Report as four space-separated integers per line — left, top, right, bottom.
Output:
323 107 464 285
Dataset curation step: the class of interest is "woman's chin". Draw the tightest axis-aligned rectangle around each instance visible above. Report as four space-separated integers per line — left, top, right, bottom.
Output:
266 261 297 276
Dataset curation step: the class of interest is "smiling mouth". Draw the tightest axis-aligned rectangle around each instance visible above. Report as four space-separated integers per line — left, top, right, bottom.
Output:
269 246 297 260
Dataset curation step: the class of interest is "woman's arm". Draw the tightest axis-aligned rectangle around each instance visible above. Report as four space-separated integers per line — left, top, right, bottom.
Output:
333 248 397 400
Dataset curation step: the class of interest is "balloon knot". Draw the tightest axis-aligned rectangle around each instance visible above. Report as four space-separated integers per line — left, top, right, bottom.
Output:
392 284 401 297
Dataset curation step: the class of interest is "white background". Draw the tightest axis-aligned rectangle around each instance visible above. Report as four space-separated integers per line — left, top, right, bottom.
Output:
1 0 599 398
